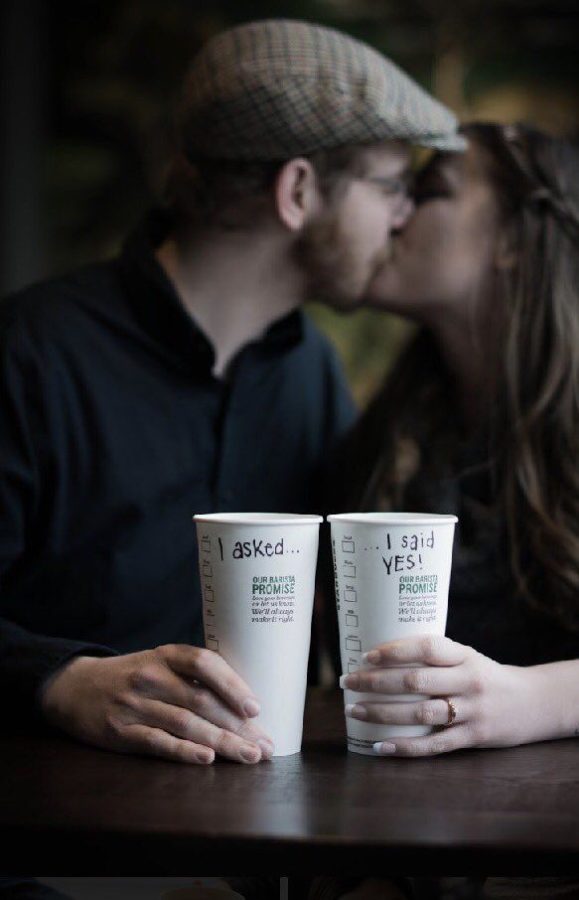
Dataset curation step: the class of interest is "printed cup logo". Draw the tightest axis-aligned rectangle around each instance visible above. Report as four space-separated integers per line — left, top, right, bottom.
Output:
251 575 296 624
193 513 322 756
328 512 458 756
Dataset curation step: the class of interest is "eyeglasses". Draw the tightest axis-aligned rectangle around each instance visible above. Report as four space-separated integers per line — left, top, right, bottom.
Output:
354 173 414 198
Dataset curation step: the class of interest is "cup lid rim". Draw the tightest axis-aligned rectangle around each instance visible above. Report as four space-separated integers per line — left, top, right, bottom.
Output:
327 512 458 525
194 512 323 525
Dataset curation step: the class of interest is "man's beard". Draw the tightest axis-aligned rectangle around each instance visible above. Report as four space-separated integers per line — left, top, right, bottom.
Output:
293 212 390 309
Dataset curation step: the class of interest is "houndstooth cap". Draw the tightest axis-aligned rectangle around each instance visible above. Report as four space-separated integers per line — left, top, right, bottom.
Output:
178 19 466 161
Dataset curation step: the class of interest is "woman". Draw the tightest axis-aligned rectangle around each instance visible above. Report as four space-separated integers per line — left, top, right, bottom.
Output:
330 122 579 761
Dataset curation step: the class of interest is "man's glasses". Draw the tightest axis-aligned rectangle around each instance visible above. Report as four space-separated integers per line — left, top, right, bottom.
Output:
355 173 414 198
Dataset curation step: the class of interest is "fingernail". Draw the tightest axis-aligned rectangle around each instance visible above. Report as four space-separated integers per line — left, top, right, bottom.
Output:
363 650 380 664
243 698 261 717
240 745 261 763
345 703 367 719
195 751 214 764
373 741 396 755
257 739 274 760
339 674 359 690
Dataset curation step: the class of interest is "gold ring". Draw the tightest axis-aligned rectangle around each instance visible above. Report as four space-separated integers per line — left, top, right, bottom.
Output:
445 698 457 726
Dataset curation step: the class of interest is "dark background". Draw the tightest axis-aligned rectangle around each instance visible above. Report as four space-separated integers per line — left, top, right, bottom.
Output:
35 878 283 898
2 0 578 401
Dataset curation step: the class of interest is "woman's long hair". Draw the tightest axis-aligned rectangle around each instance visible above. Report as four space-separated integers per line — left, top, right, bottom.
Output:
347 123 579 630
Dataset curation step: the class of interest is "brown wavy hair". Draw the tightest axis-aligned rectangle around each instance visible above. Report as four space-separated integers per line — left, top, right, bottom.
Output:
347 123 579 631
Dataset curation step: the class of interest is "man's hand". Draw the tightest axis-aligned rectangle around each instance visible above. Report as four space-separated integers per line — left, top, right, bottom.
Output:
40 645 275 765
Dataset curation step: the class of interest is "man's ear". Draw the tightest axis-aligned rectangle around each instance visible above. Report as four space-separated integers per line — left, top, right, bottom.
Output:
274 158 321 231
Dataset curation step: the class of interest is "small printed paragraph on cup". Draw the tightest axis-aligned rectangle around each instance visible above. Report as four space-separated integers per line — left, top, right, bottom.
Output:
193 513 322 756
328 512 458 755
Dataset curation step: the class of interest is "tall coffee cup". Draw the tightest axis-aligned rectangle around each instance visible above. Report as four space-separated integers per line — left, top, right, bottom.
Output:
328 512 458 755
193 513 322 756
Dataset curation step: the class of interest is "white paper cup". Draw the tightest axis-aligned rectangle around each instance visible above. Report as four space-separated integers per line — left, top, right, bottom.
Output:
193 513 322 756
328 512 458 755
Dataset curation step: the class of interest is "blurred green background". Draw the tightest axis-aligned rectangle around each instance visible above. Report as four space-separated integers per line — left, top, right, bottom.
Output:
1 0 578 406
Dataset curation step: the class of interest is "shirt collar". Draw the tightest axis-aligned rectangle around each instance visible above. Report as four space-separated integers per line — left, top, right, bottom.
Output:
116 209 305 376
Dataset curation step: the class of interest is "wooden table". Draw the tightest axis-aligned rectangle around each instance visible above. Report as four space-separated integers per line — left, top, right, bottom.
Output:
1 689 578 874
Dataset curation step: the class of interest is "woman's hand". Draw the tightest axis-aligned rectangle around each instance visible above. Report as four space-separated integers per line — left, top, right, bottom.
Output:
340 634 537 757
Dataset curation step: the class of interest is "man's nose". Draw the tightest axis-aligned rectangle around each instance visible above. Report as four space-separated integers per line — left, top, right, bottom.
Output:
392 195 415 230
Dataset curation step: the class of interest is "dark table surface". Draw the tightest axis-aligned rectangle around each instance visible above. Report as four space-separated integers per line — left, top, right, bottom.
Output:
1 688 579 875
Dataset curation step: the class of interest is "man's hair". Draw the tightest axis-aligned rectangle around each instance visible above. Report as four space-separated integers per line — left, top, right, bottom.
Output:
161 145 370 233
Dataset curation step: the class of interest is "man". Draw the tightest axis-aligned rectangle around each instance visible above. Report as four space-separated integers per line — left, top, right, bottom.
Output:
0 19 463 766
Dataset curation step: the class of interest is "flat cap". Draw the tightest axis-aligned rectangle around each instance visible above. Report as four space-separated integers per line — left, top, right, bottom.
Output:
179 19 466 161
